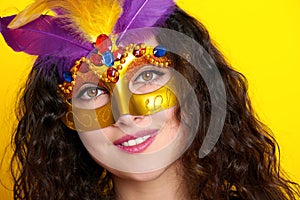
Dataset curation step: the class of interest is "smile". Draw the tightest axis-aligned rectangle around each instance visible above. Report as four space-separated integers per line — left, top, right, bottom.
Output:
121 134 151 146
113 130 158 153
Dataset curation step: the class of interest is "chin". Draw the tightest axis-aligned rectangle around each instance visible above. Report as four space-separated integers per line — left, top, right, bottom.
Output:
110 166 169 182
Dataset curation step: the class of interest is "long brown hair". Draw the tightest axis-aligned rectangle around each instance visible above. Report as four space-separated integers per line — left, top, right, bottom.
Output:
11 6 299 200
162 8 300 199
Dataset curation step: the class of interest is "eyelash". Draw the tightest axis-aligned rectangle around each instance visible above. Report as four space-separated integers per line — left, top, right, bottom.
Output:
76 85 107 100
75 69 165 100
134 70 165 84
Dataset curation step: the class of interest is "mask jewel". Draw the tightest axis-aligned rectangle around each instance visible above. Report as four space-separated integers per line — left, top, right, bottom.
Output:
102 51 115 67
153 45 167 57
133 44 147 57
58 34 170 99
58 57 85 98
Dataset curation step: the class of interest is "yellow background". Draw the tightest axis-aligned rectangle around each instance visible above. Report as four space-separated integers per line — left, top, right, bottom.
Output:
1 0 299 199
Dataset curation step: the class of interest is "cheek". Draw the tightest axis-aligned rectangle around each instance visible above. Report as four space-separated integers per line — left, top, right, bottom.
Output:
76 107 190 174
152 106 179 127
78 130 111 161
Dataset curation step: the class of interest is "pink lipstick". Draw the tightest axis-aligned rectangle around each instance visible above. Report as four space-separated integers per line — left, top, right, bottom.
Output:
113 130 158 153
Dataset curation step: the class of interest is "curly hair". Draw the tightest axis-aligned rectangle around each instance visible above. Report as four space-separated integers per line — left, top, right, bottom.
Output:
11 6 299 200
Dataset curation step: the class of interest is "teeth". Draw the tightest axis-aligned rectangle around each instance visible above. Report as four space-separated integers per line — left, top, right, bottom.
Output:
128 140 136 146
143 135 150 140
136 137 144 144
121 134 151 147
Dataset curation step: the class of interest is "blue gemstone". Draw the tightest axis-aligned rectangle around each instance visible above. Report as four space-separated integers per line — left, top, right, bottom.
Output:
102 51 114 67
63 72 73 83
153 45 166 57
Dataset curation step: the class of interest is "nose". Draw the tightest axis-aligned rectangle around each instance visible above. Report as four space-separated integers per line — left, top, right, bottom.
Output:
114 114 154 134
114 114 145 127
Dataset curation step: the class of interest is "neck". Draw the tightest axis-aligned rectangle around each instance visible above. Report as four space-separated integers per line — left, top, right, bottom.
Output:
112 161 187 200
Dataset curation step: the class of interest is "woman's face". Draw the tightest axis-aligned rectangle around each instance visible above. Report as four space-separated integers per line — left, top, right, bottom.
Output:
67 40 199 178
74 64 195 175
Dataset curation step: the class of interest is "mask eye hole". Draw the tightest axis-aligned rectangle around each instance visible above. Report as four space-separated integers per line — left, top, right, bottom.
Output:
71 83 110 109
128 65 172 94
140 71 154 81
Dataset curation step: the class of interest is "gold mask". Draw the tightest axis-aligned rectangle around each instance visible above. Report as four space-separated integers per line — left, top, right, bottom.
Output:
60 37 178 132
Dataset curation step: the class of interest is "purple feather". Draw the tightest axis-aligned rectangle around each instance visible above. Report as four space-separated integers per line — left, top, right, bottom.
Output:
0 15 93 59
114 0 175 43
34 55 78 82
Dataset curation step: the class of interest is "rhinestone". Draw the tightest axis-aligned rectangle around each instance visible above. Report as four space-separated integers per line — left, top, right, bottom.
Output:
103 51 114 67
113 48 125 61
107 68 119 82
153 45 166 57
63 72 73 83
90 54 103 66
95 34 112 53
133 45 146 57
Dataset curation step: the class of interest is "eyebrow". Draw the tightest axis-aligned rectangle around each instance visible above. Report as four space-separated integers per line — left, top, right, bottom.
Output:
74 71 109 94
125 57 152 81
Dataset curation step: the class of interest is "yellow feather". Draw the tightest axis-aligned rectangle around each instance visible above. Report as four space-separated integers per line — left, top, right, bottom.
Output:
8 1 49 29
8 0 122 42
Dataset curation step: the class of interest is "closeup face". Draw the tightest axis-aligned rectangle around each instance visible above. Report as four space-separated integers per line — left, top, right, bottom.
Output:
58 27 227 177
59 28 226 175
71 46 194 175
72 53 181 154
59 32 201 175
60 27 223 175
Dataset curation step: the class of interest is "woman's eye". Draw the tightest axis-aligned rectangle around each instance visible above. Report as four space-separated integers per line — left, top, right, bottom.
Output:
135 70 164 83
72 83 110 109
129 67 171 94
77 87 106 100
141 71 153 81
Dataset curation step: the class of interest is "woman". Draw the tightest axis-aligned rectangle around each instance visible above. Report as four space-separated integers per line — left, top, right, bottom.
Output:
1 0 299 199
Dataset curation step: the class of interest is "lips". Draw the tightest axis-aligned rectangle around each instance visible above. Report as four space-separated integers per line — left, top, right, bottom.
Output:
113 130 158 153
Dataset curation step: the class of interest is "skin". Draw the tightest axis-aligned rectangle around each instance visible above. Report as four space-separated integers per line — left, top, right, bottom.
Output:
113 159 187 200
103 111 188 200
78 107 189 199
72 34 197 198
75 65 191 199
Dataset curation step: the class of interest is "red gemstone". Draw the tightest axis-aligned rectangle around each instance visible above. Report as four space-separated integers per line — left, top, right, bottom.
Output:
90 54 103 66
95 34 112 53
133 49 143 57
107 68 119 82
96 34 109 45
113 48 125 61
133 46 146 57
79 62 90 73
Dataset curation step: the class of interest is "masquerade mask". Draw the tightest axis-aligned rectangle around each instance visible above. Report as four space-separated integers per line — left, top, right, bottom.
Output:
60 37 178 131
0 0 177 131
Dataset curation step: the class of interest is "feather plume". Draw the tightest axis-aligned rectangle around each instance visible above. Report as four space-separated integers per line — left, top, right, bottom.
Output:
8 2 49 29
1 15 93 58
114 0 175 43
8 0 122 41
